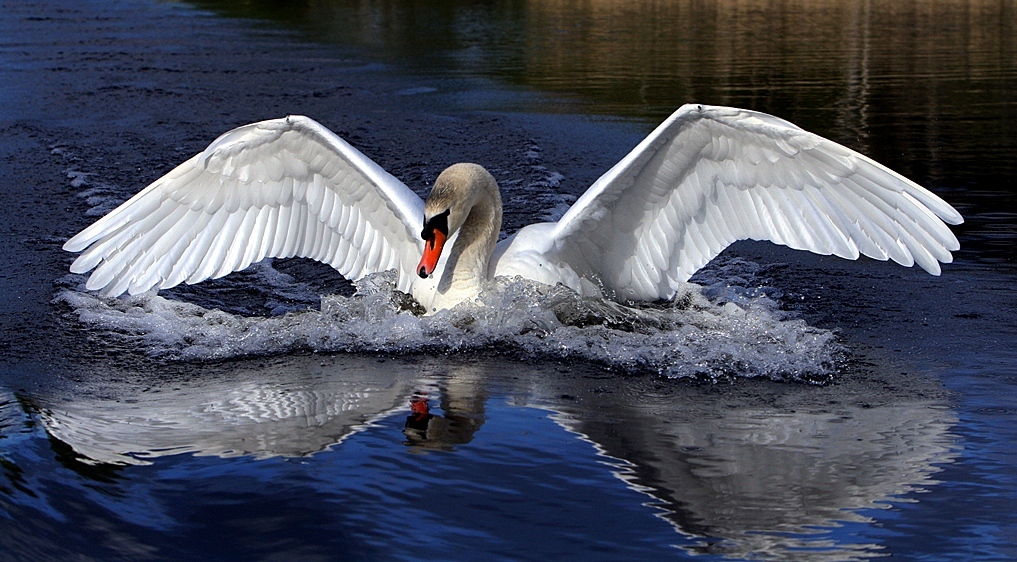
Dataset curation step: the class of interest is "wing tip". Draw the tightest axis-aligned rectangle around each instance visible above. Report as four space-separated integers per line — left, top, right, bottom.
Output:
943 207 965 226
63 235 87 253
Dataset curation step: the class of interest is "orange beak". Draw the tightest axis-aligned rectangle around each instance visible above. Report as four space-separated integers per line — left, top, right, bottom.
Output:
417 229 447 278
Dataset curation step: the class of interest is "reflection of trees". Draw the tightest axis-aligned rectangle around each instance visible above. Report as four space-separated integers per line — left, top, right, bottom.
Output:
184 0 1015 118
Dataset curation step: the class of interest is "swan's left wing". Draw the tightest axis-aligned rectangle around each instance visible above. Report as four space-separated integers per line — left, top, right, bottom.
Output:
545 104 963 301
64 116 425 296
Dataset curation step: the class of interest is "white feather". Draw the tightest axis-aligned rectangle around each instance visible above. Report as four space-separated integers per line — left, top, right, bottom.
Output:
63 116 424 297
534 105 962 300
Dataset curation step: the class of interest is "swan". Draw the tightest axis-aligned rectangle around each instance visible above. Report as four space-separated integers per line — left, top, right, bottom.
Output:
63 104 963 313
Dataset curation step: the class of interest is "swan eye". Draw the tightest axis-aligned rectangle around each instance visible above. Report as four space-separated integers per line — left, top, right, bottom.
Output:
421 209 450 241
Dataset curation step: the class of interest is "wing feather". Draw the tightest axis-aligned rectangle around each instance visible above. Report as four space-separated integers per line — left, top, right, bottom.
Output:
546 104 962 301
171 211 230 287
65 116 426 297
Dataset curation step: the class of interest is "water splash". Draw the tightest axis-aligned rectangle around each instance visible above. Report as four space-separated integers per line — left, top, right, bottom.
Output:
55 269 840 383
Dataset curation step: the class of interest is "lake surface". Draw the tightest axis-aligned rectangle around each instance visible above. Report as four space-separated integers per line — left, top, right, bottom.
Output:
1 0 1016 560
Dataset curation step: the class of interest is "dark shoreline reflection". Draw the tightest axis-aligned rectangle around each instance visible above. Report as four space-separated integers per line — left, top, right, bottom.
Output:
180 0 1015 121
20 355 957 559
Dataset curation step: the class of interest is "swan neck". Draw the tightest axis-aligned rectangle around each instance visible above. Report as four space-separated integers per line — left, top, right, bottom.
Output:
447 187 502 286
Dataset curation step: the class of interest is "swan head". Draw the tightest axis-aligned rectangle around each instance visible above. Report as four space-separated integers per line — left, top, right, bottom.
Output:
417 163 501 278
418 208 449 278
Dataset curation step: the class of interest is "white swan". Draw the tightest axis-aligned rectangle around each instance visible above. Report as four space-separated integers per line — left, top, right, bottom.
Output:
63 104 963 313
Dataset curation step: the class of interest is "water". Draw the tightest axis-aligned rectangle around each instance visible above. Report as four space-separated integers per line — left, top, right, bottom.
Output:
54 268 841 381
2 0 1016 559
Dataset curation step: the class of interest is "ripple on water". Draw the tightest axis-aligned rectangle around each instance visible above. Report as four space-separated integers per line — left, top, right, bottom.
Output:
55 265 841 383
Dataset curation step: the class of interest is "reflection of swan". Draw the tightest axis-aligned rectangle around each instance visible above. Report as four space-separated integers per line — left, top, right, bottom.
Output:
29 355 423 465
64 105 962 313
26 357 957 559
540 372 959 560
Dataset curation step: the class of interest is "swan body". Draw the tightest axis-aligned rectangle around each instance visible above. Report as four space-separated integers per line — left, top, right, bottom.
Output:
64 105 963 313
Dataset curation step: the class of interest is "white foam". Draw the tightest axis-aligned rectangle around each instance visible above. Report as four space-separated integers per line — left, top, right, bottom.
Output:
56 268 840 383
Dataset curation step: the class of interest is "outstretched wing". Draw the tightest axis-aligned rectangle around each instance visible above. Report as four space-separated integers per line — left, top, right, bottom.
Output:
547 104 963 301
64 116 425 296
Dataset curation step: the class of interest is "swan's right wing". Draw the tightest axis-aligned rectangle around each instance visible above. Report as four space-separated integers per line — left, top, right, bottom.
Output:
545 105 963 301
64 116 425 296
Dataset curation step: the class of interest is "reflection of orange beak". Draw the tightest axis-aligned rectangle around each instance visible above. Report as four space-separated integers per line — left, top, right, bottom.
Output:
417 229 447 278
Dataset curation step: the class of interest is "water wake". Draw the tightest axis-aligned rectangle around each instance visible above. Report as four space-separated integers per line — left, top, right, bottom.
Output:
56 268 840 383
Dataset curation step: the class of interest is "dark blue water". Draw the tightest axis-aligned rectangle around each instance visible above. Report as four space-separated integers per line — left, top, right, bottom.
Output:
2 0 1016 560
